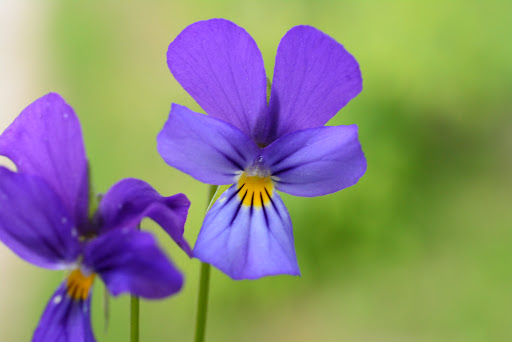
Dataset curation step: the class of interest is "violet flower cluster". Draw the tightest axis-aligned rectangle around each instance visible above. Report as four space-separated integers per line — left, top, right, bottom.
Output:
158 19 366 279
0 18 367 341
0 94 191 341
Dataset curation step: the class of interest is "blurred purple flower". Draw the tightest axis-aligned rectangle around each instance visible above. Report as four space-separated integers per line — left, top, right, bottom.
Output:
0 93 191 342
158 19 366 280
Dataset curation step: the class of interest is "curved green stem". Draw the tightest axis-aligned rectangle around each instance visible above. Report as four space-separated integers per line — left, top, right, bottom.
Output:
194 185 218 342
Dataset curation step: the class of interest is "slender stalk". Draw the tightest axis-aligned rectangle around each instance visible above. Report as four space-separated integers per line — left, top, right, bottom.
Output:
194 262 211 342
131 224 141 342
194 184 218 342
130 295 139 342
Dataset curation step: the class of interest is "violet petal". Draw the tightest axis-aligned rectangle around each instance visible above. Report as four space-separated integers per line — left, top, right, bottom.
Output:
167 19 267 141
0 93 89 229
96 178 192 256
157 104 260 185
84 229 183 299
32 282 95 342
194 184 300 280
0 167 80 269
263 125 366 197
265 26 362 143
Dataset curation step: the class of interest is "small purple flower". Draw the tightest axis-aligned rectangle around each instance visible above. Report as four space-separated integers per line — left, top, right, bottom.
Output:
0 93 191 341
157 19 366 280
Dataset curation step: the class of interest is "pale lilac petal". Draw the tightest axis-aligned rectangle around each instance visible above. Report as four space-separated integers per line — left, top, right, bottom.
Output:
84 229 183 299
262 125 366 197
0 167 80 269
157 104 260 185
194 184 299 280
167 19 267 141
95 178 191 255
0 93 89 228
33 282 95 342
264 26 362 143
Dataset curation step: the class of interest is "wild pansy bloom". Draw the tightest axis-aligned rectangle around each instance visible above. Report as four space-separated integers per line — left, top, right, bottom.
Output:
158 19 366 279
0 93 191 341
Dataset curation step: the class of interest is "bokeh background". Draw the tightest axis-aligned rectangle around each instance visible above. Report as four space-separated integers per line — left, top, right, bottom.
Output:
1 1 511 341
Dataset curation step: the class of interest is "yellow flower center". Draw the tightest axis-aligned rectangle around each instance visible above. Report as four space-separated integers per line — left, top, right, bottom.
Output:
66 269 96 300
237 172 273 207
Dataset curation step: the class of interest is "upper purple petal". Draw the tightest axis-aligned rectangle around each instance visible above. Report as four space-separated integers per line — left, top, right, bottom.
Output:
84 229 184 299
264 26 362 143
32 281 95 342
167 19 267 141
95 178 192 256
0 93 89 229
157 104 260 185
194 184 299 280
0 167 80 269
262 125 366 197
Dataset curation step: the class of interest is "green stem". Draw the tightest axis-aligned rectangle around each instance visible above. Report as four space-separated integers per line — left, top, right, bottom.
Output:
194 185 218 342
131 223 141 342
194 262 211 342
130 295 139 342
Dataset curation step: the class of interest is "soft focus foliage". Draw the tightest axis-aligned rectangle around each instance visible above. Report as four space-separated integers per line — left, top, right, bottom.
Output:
0 0 510 341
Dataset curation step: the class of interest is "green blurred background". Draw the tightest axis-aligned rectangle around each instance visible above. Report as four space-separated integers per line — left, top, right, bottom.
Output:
0 0 511 341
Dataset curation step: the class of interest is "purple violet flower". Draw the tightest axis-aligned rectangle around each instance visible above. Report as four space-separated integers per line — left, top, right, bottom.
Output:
0 93 191 341
158 19 366 280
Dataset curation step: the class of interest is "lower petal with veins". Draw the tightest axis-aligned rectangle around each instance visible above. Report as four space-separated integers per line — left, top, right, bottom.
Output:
193 179 300 280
